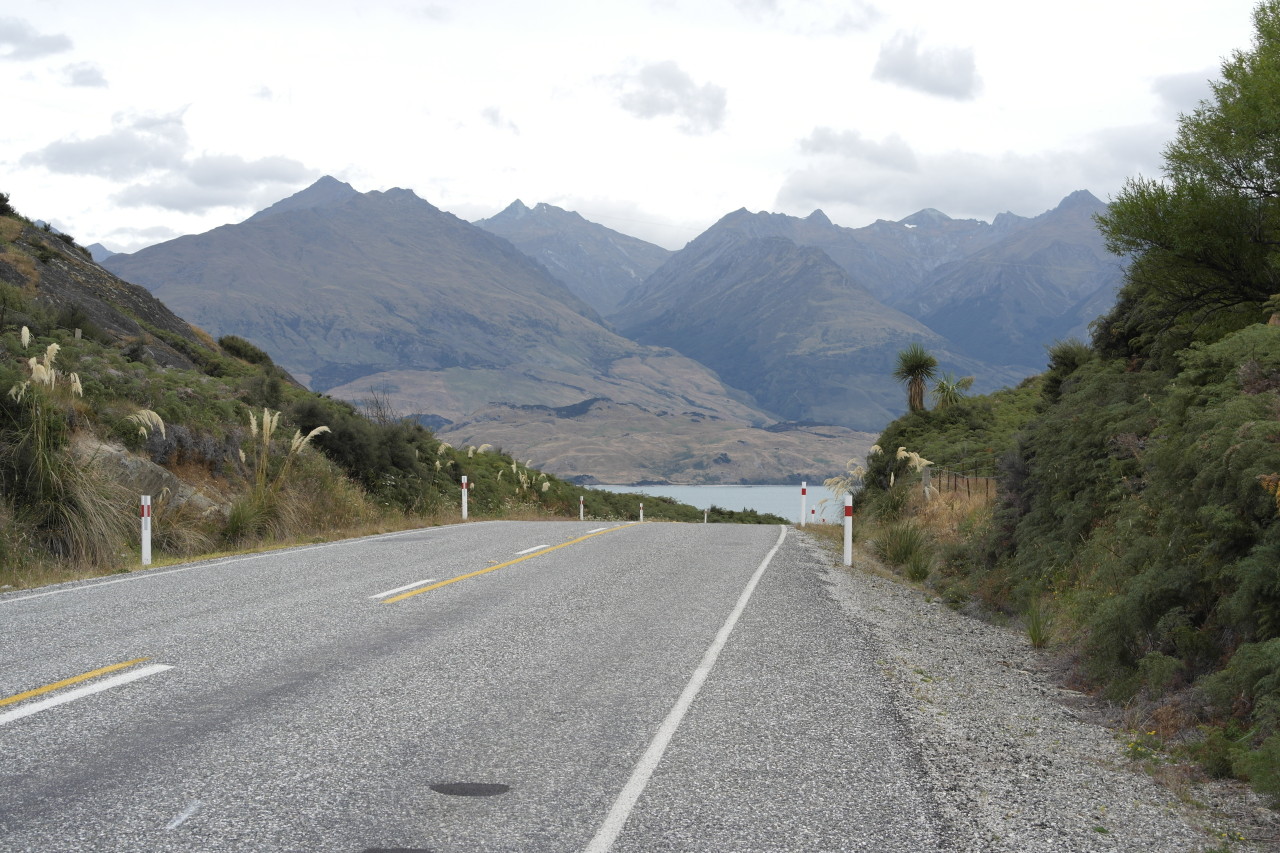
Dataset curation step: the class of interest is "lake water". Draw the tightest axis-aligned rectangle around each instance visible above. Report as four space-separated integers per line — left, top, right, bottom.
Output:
595 483 848 524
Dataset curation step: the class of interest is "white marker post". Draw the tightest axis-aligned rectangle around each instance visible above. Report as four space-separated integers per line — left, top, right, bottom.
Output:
579 495 585 521
461 476 469 521
140 495 152 566
639 502 644 523
843 494 853 566
800 481 808 527
703 508 709 524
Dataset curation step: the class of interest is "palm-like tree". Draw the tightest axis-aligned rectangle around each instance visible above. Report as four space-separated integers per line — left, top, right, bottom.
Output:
930 372 975 410
893 344 938 413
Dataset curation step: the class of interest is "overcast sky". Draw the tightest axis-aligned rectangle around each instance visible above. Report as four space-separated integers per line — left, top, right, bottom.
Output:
3 0 1262 252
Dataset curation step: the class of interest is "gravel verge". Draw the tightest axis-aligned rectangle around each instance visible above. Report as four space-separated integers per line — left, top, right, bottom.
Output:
792 530 1280 853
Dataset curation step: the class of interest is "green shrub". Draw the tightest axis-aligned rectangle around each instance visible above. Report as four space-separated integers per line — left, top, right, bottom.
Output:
874 521 931 569
219 334 274 366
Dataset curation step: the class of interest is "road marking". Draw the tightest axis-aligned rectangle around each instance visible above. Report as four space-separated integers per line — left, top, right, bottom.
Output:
586 527 609 534
383 524 632 604
0 657 152 708
583 525 789 853
0 664 173 726
515 545 549 555
166 800 202 830
0 523 494 605
369 578 439 599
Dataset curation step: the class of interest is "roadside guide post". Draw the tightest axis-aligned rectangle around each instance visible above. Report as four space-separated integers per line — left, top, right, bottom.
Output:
843 494 853 566
579 495 584 521
639 502 644 522
800 481 808 527
140 495 152 566
461 475 469 521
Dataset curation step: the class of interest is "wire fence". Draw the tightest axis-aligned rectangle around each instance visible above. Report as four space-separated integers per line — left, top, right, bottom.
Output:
929 467 997 499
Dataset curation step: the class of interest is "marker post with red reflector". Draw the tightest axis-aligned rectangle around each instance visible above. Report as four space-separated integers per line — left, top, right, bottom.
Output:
639 502 644 523
461 476 469 521
800 481 808 527
140 495 152 566
843 494 853 566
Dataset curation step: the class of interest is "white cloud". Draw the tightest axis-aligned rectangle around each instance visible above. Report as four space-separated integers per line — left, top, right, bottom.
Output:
799 127 917 171
64 62 107 87
114 154 316 213
481 106 519 134
1152 68 1216 118
872 31 981 101
777 118 1174 223
614 61 727 135
23 110 314 215
0 17 72 60
21 110 189 180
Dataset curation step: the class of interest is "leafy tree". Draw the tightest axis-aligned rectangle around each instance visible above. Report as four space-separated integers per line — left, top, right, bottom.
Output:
892 343 937 413
929 372 974 410
1095 1 1280 360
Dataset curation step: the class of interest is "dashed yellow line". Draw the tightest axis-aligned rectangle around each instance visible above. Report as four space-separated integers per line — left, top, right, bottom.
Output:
0 657 151 708
383 524 632 603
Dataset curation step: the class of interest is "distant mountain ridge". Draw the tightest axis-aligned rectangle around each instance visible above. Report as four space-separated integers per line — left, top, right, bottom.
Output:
100 177 1123 481
103 178 875 482
610 220 1004 430
474 200 671 315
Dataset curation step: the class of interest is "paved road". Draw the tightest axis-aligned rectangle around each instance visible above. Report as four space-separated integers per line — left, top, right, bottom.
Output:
0 521 953 852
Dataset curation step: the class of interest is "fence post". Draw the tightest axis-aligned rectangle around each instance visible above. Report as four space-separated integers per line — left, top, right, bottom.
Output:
843 494 853 567
140 495 152 566
800 481 807 527
461 475 468 521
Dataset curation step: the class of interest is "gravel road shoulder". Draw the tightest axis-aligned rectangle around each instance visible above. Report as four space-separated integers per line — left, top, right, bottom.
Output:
790 530 1280 853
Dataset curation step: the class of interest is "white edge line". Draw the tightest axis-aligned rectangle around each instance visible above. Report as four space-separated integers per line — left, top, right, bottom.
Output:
369 578 440 599
515 545 550 555
586 527 610 534
582 525 788 853
0 664 174 726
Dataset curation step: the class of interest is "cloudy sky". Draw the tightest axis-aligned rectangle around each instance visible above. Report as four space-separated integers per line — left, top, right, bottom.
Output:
3 0 1262 252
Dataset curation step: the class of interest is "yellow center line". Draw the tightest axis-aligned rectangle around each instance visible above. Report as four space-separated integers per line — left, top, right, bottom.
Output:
0 657 152 708
383 524 635 603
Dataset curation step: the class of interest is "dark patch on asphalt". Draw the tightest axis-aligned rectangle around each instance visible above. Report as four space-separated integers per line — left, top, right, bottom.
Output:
428 782 511 797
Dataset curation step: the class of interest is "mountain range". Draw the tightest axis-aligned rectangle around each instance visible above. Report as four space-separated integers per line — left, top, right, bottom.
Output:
103 178 1124 482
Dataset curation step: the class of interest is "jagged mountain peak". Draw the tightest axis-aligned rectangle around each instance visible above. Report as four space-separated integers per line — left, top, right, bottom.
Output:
806 209 832 226
898 208 952 228
475 199 672 315
1055 189 1105 211
246 175 358 223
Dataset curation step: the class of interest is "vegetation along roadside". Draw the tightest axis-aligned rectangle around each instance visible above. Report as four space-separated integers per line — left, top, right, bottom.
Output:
0 193 779 593
812 2 1280 809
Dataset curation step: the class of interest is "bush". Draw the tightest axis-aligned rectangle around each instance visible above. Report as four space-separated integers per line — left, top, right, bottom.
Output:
219 334 274 366
874 521 931 571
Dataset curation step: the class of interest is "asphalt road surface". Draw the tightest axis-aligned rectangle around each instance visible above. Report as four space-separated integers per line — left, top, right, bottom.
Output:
0 521 954 852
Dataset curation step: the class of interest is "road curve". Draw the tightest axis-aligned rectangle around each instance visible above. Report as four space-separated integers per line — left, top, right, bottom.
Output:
0 521 954 852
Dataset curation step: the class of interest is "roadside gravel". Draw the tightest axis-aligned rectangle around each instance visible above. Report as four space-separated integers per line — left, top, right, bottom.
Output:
792 530 1280 853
